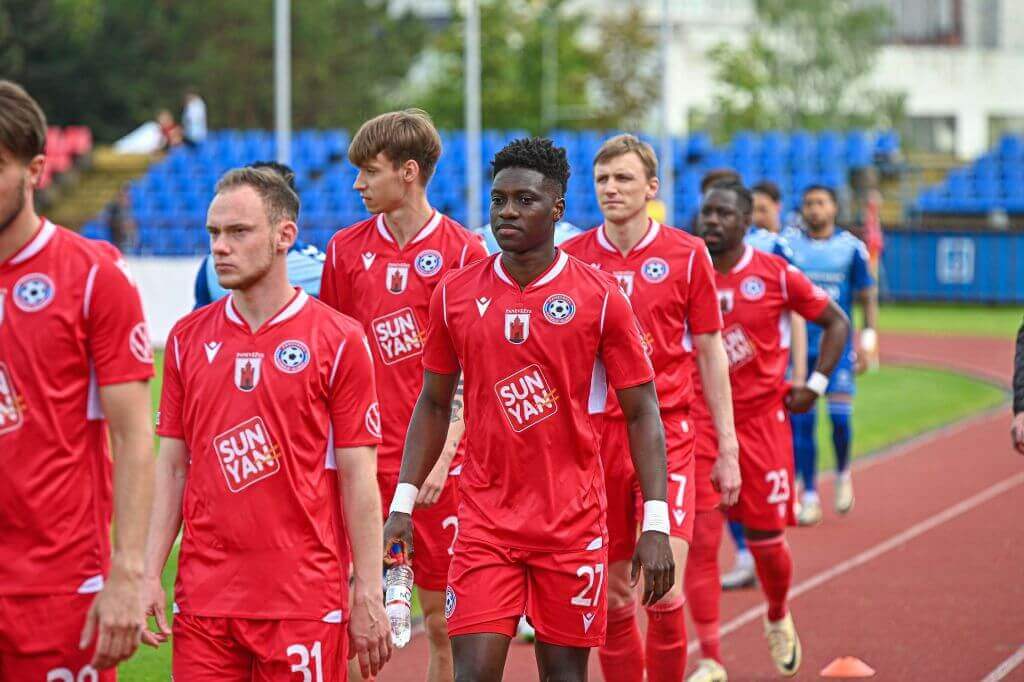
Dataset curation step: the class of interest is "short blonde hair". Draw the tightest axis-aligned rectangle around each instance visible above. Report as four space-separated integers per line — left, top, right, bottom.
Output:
348 109 442 185
215 166 299 224
593 134 658 180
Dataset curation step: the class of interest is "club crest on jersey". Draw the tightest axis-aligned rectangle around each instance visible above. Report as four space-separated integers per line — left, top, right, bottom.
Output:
0 362 25 435
640 257 669 284
445 586 456 619
234 352 263 392
494 364 559 432
613 271 635 297
214 416 282 492
718 290 734 315
504 310 531 345
372 307 424 365
386 263 410 294
274 340 310 373
13 273 55 312
740 276 766 301
414 249 443 277
542 294 576 325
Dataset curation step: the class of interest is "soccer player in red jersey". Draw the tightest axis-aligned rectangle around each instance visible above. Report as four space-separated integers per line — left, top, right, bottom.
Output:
383 137 674 681
685 181 849 681
142 167 391 681
319 109 487 681
0 80 155 679
560 134 740 682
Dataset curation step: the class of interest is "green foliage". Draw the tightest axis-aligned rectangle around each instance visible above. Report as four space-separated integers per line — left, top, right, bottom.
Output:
703 0 904 139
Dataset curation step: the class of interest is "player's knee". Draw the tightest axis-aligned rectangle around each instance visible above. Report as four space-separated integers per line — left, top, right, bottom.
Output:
424 609 451 648
605 569 635 609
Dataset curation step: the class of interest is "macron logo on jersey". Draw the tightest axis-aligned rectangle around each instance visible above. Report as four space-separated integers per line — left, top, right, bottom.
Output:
372 307 424 365
204 341 222 363
476 297 491 317
494 364 559 433
361 252 376 270
214 416 282 493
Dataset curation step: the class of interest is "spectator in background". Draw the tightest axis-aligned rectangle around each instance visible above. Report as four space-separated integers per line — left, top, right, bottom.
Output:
182 88 207 147
752 180 783 233
105 183 137 253
156 109 182 150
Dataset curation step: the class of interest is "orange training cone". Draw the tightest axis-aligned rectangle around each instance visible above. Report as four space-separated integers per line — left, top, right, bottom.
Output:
820 656 876 678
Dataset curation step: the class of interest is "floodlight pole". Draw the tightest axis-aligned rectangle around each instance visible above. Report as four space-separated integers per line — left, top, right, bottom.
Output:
466 0 482 229
275 0 292 165
659 0 674 225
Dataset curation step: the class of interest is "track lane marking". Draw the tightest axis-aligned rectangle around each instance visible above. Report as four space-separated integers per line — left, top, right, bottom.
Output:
980 645 1024 682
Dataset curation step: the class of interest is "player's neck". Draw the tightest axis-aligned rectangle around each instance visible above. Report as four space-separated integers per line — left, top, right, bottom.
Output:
809 223 835 240
231 268 296 332
0 203 41 264
501 242 557 289
382 193 434 248
603 212 650 255
712 243 746 275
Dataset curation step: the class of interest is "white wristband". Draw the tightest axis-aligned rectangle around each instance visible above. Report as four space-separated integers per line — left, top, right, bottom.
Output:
806 371 830 396
389 483 419 515
641 500 670 535
860 328 878 353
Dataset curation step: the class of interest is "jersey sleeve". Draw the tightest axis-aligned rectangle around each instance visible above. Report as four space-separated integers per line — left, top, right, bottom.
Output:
850 239 875 292
784 264 831 321
599 286 655 389
422 280 460 375
686 246 723 335
459 235 489 267
156 332 185 439
328 327 382 447
318 238 348 313
84 256 155 386
193 256 212 310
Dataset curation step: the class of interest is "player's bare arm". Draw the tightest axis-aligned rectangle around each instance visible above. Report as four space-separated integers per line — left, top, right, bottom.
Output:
82 380 155 669
616 381 675 606
787 301 850 413
141 437 188 649
384 369 460 559
694 331 742 507
856 285 880 372
417 378 465 507
790 313 809 384
337 444 393 678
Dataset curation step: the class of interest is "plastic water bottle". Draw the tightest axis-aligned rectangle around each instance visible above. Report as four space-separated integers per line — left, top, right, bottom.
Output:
384 564 414 647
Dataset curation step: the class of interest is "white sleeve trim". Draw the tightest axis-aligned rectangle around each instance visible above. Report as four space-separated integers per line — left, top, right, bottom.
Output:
83 264 99 319
329 340 347 388
599 291 609 335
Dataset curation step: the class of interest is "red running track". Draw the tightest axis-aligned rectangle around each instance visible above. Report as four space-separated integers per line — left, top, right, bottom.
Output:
378 333 1023 681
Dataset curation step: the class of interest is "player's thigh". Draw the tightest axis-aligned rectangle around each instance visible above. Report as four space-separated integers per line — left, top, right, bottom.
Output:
731 408 796 532
451 633 513 682
411 475 461 592
0 594 114 682
172 614 251 682
247 618 346 682
526 543 609 649
534 640 590 682
601 418 640 565
445 536 525 638
604 559 635 609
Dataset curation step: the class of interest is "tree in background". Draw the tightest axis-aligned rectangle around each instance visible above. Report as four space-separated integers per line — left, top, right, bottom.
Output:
702 0 904 138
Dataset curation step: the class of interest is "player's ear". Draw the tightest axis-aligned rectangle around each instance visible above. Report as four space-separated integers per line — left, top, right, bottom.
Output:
647 174 660 202
401 159 420 185
552 195 565 224
277 220 298 253
26 153 45 189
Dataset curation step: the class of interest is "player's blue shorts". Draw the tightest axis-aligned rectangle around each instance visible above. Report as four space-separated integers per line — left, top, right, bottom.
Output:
808 345 856 396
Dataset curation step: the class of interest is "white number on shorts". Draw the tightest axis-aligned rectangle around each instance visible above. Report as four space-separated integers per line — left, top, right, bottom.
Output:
47 667 98 682
571 563 605 608
669 473 688 510
442 515 459 557
766 469 790 505
286 641 323 682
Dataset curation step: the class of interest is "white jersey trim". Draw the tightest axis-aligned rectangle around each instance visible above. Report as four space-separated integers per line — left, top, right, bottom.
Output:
531 249 569 288
268 289 310 326
10 219 57 265
375 210 442 245
492 254 513 286
596 219 660 254
83 264 99 319
731 245 754 274
77 574 104 594
328 340 347 388
587 357 608 415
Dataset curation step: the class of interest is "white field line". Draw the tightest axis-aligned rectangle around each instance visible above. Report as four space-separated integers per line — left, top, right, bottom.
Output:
979 645 1024 682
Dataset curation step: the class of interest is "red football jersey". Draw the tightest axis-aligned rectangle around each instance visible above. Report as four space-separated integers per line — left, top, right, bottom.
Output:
692 246 829 424
157 290 380 620
0 219 154 596
422 250 654 551
320 211 487 474
561 220 722 417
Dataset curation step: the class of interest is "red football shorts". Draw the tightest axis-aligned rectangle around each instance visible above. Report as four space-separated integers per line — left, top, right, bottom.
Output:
172 614 347 681
693 413 721 512
379 471 459 592
0 592 115 681
727 405 797 532
446 533 609 648
601 411 697 563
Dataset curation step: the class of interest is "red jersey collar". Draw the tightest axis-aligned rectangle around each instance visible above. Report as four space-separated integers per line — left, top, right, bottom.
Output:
595 218 661 255
224 287 310 332
731 244 755 274
492 249 569 291
6 218 56 267
375 210 442 246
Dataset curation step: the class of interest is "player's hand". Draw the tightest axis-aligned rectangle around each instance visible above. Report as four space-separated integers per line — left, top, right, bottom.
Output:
1012 413 1024 455
631 531 674 607
785 386 818 414
383 512 415 566
347 585 393 679
140 574 171 649
711 437 742 507
80 564 145 670
416 455 451 508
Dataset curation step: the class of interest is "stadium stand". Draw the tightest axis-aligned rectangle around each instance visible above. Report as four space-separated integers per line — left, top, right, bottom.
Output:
40 125 93 189
80 128 898 255
912 134 1024 215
